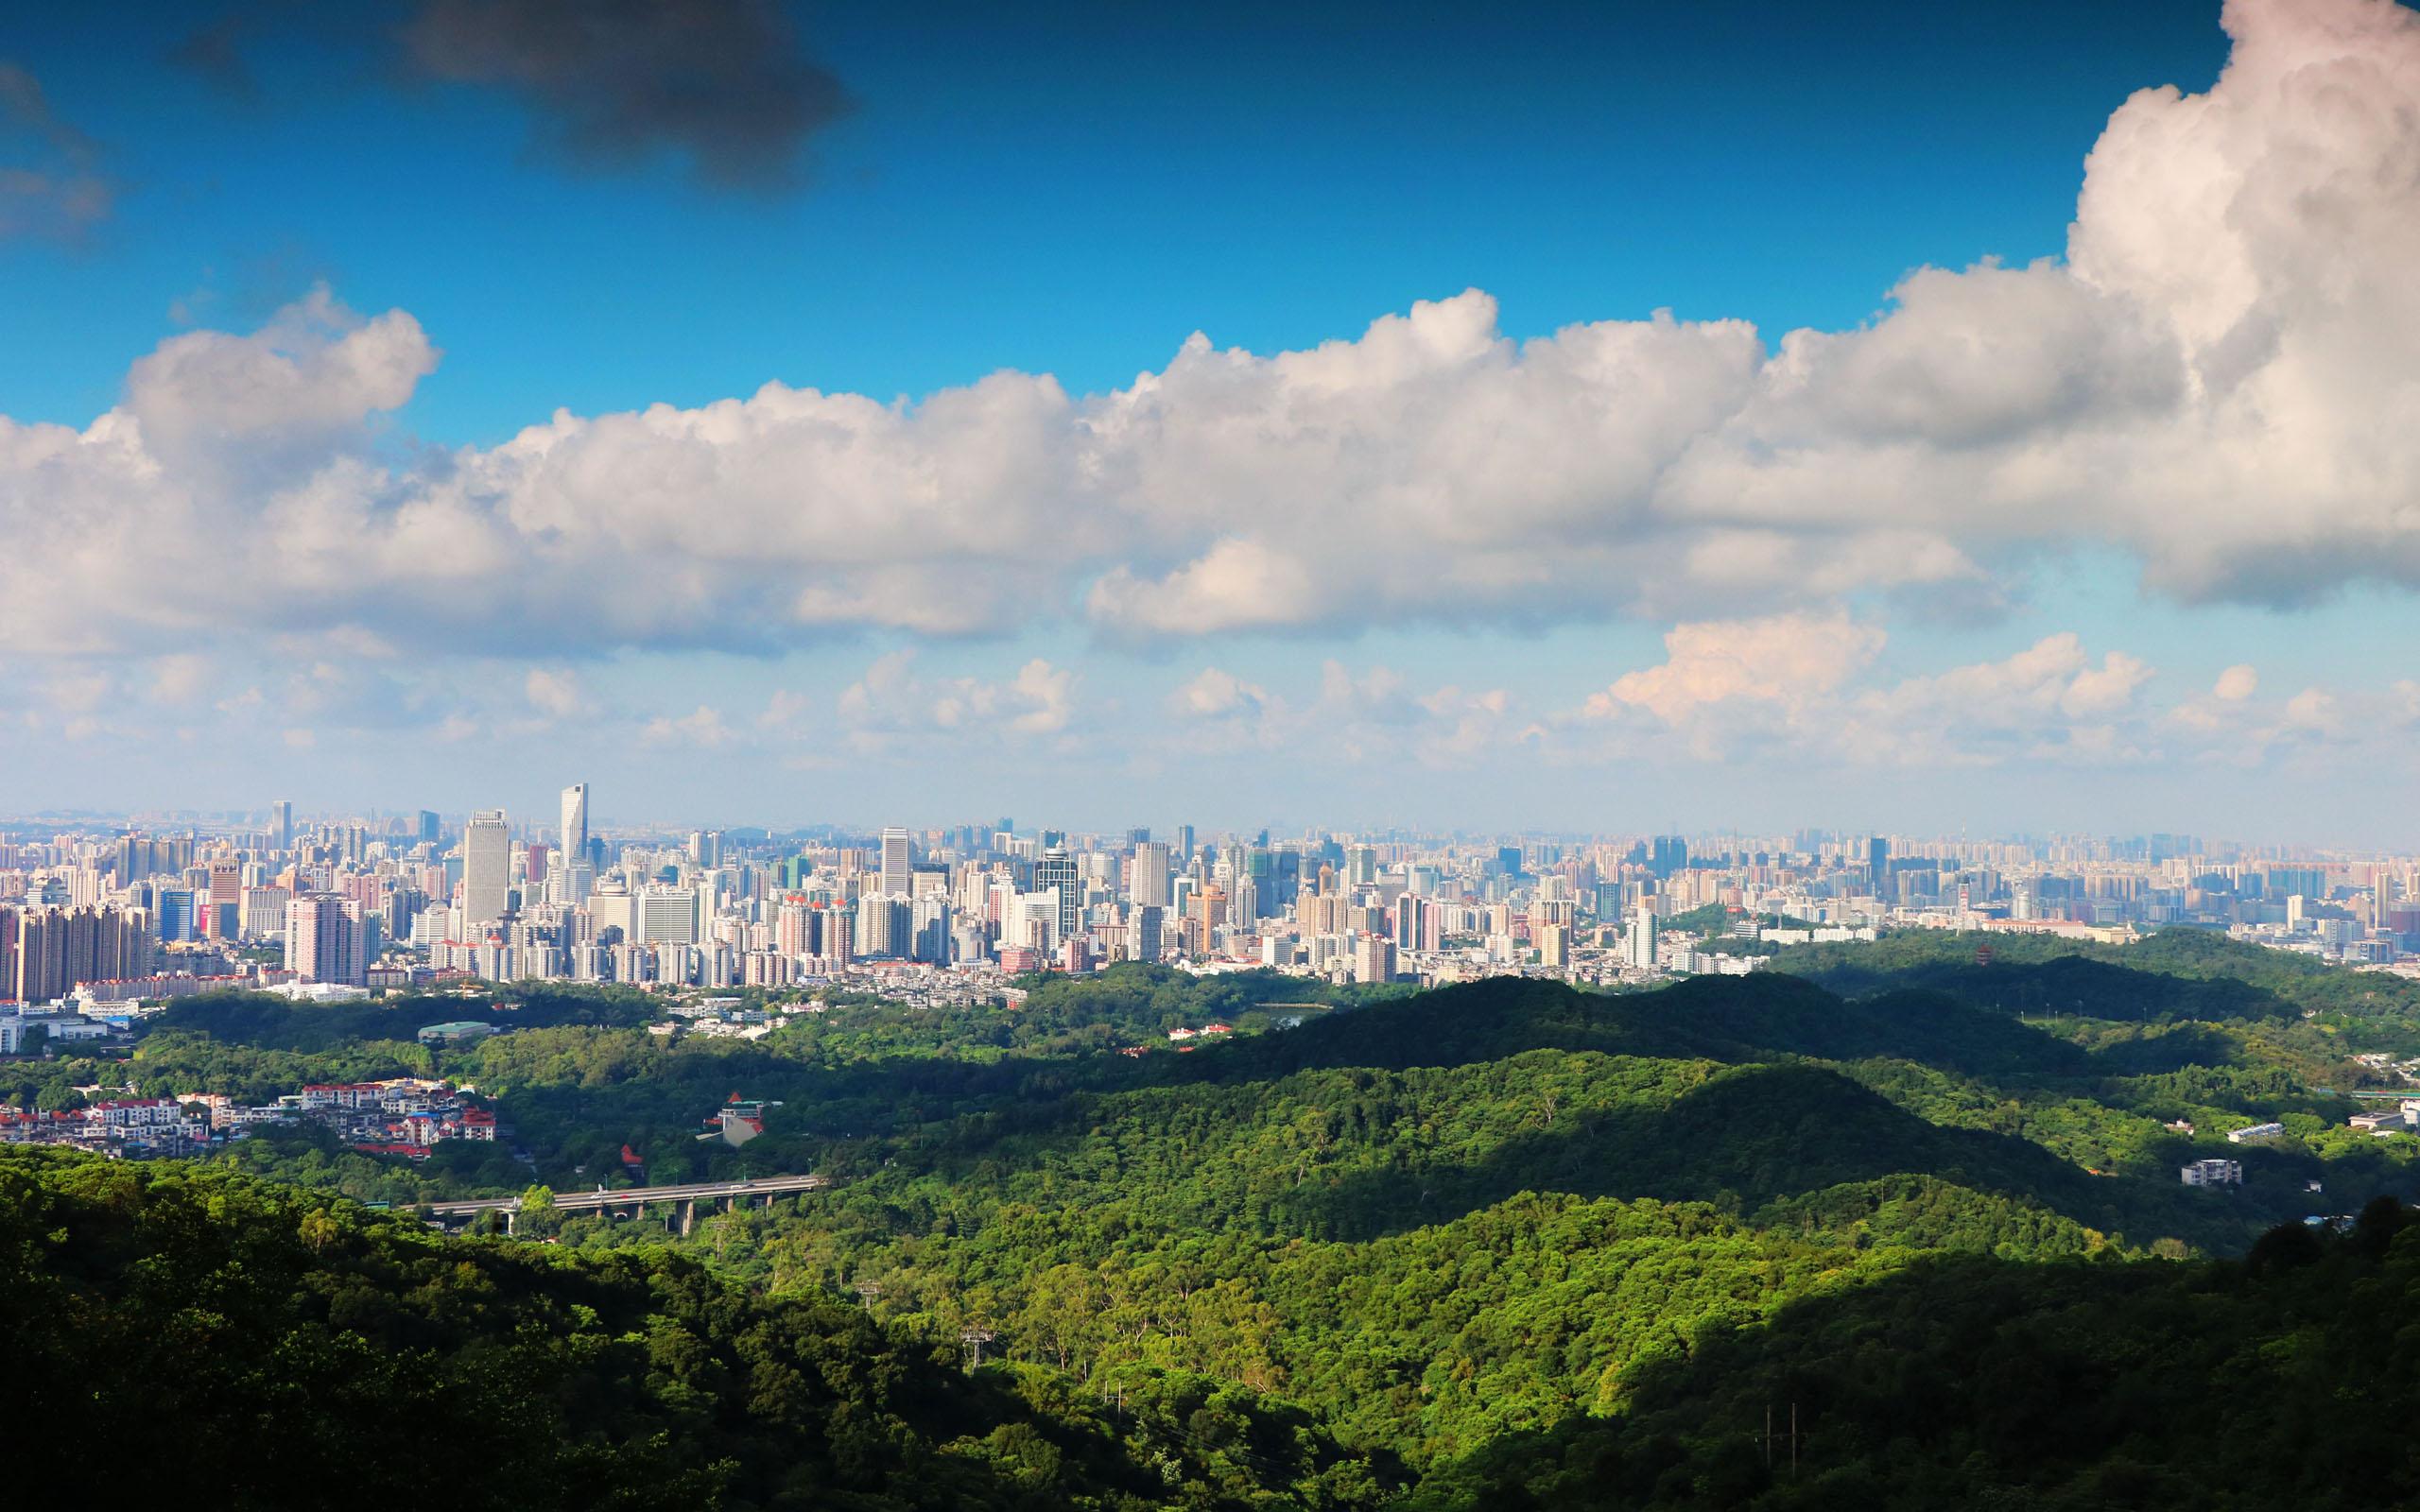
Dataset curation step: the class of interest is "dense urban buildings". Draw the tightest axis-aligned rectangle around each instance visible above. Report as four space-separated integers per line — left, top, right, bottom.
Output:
4 797 2415 1010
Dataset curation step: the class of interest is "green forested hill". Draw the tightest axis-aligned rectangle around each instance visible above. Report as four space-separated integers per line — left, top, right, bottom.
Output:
1410 1202 2420 1511
13 937 2420 1504
0 1148 1390 1509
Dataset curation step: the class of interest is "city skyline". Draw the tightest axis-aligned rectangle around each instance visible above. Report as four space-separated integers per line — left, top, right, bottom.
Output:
7 0 2420 838
4 792 2398 1009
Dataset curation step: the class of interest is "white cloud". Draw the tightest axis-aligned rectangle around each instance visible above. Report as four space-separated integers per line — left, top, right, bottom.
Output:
2214 663 2260 701
5 0 2420 669
1581 612 1884 724
1171 667 1270 720
1554 625 2163 768
836 650 1079 750
125 284 436 451
147 654 212 704
524 665 583 719
641 704 735 747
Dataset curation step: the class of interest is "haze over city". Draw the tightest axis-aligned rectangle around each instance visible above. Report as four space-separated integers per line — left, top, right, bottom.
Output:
7 0 2420 837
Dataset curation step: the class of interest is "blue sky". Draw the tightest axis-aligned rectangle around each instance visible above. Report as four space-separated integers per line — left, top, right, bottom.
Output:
6 0 2419 840
4 0 2229 429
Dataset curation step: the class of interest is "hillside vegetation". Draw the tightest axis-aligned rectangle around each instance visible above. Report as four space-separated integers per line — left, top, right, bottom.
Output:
11 932 2420 1503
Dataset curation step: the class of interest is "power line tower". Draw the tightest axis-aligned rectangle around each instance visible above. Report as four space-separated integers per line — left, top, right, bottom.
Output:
959 1327 997 1369
1761 1402 1805 1476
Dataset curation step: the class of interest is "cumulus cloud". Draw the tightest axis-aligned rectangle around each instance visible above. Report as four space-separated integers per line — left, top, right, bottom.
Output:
524 665 583 719
13 0 2420 667
642 704 735 747
1563 620 2162 768
836 650 1079 751
127 285 438 453
1581 612 1884 724
148 654 213 705
1171 667 1270 720
1165 659 1521 767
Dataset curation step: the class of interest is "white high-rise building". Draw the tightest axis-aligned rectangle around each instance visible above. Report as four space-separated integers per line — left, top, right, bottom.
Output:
463 810 512 927
879 826 912 898
562 783 589 863
1131 841 1172 908
1626 906 1659 970
638 886 700 945
1036 846 1081 942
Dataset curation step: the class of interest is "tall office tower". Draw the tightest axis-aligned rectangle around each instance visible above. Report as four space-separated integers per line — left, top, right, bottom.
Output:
285 893 366 986
1345 845 1378 887
418 810 441 846
1185 885 1229 958
1036 845 1081 942
1868 835 1891 889
562 783 589 862
1231 877 1259 929
1131 841 1172 907
155 888 196 944
272 799 293 853
1650 835 1688 879
204 862 242 937
879 826 912 898
911 894 952 964
638 886 700 945
1175 825 1195 865
463 810 512 926
857 893 910 958
1626 906 1659 970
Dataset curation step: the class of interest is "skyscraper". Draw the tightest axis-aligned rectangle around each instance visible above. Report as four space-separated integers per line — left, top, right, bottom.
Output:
879 826 912 898
1036 845 1081 941
1650 835 1688 879
463 810 512 926
271 799 292 853
1626 907 1659 970
1131 841 1172 908
562 783 589 863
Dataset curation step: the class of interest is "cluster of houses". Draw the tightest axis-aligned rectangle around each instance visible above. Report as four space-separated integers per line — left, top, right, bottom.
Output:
0 1076 497 1160
0 1096 207 1156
